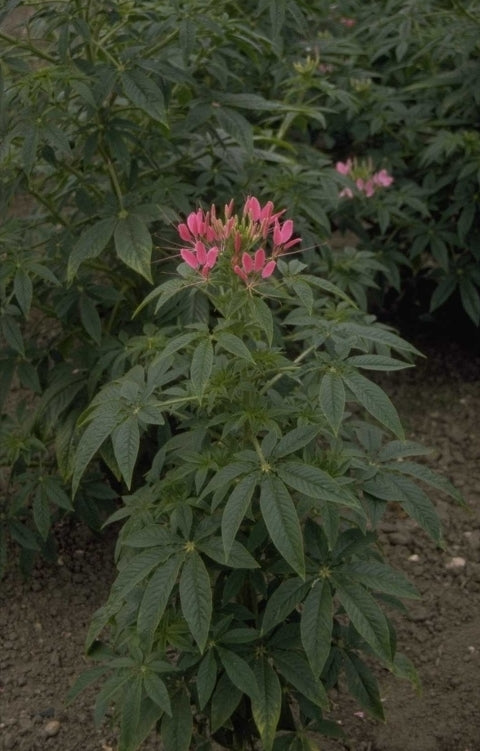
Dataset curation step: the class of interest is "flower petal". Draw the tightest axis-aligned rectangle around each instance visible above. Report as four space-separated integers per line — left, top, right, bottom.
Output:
242 252 254 273
254 248 266 272
261 260 276 279
180 249 199 269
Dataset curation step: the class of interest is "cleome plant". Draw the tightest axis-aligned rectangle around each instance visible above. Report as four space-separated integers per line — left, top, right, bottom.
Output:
68 198 461 751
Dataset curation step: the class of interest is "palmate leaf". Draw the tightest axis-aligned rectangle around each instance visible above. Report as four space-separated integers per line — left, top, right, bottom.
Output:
121 69 167 124
363 472 442 543
217 647 259 702
210 673 242 733
252 657 282 751
190 337 214 397
114 213 153 282
221 473 258 559
143 672 172 716
179 551 212 653
342 371 404 439
334 580 393 664
119 675 143 751
339 561 419 600
300 580 333 678
272 425 320 459
216 331 255 362
319 372 345 435
137 553 185 644
386 460 463 504
272 650 328 708
67 217 117 280
161 689 193 751
197 536 259 569
260 476 305 578
277 461 361 512
72 408 122 495
261 577 310 634
342 651 385 721
196 650 217 710
111 416 140 489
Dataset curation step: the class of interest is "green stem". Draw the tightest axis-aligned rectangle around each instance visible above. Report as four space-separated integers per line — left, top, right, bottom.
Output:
99 147 124 209
260 343 316 395
0 30 56 64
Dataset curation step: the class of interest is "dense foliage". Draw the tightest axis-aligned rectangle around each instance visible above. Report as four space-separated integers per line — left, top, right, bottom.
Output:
0 0 470 748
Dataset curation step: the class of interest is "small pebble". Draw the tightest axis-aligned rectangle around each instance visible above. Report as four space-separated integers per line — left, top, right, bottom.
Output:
408 554 420 562
445 556 466 570
44 719 60 737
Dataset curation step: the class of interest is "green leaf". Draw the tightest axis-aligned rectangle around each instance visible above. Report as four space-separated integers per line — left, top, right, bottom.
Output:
197 537 259 569
272 651 328 708
319 372 345 435
337 322 421 356
161 689 193 751
114 547 171 600
363 472 442 543
179 551 212 653
13 268 33 317
339 561 419 599
216 332 254 362
217 647 259 702
343 652 385 721
114 213 153 282
33 492 51 541
250 296 273 345
111 417 140 489
277 462 361 511
1 315 24 356
388 460 463 504
68 218 117 280
391 652 421 692
190 337 213 397
119 675 143 751
66 666 109 705
72 409 122 495
196 650 217 710
273 425 320 459
459 277 480 325
335 580 392 663
342 371 404 438
260 476 305 578
79 294 102 344
143 672 172 715
262 578 310 634
215 106 253 153
94 671 131 727
300 580 333 677
137 553 184 643
210 673 242 733
252 657 282 751
346 355 412 371
221 473 258 559
135 278 186 317
429 276 457 312
8 520 40 551
122 69 167 124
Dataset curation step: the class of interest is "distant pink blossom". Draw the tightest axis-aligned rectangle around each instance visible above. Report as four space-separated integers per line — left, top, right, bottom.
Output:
339 17 356 27
373 169 394 188
336 160 353 176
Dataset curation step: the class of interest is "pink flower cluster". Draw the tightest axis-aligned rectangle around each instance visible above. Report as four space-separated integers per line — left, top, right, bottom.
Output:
177 197 301 284
335 159 394 199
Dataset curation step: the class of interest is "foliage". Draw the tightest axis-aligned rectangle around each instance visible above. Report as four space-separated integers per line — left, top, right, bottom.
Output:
295 0 480 322
66 198 461 750
0 0 343 574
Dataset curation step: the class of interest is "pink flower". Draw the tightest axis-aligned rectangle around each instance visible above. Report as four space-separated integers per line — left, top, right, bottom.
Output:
373 169 394 188
340 17 356 27
234 248 276 283
181 241 219 278
335 160 353 176
356 177 375 198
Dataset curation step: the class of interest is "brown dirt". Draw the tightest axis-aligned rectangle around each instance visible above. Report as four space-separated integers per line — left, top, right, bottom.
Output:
1 340 480 751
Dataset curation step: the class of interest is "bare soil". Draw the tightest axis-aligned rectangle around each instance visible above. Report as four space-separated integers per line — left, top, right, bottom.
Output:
1 340 480 751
